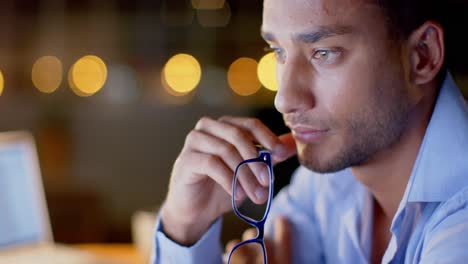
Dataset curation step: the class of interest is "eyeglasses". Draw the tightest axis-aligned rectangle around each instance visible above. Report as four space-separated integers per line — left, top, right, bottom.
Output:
227 146 274 264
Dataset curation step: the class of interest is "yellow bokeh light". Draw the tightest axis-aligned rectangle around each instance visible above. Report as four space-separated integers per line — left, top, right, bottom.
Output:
228 57 261 96
69 55 107 97
161 67 189 97
0 70 4 96
258 52 278 92
163 53 201 95
32 56 63 93
158 69 195 105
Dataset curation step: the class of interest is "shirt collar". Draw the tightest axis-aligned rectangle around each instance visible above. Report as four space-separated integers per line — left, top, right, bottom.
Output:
407 72 468 202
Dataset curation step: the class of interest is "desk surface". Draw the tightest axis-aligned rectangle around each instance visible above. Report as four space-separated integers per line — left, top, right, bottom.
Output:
77 244 145 264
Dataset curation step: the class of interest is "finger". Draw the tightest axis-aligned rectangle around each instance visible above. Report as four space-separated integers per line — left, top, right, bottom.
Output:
194 117 259 170
242 228 257 241
274 216 292 263
195 117 269 203
186 130 268 199
225 239 241 253
185 130 245 171
183 151 245 199
196 117 258 161
245 161 271 189
215 116 277 188
219 117 297 165
184 130 264 202
219 116 287 160
273 133 297 163
235 165 269 204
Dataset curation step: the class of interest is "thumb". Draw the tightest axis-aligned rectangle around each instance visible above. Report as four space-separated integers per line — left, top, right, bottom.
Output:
273 133 297 163
273 216 292 264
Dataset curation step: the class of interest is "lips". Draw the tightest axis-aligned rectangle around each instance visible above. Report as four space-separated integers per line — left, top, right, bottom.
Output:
290 125 329 143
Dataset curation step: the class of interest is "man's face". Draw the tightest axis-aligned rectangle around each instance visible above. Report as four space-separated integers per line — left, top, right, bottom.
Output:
262 0 415 173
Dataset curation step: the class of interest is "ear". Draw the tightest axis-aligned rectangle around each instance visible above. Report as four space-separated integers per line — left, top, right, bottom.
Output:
407 21 445 85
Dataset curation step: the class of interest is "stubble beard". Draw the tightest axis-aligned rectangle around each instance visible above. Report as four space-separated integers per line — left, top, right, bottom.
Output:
299 84 412 174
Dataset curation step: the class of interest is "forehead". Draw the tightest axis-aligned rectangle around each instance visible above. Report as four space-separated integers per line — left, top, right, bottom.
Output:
262 0 384 37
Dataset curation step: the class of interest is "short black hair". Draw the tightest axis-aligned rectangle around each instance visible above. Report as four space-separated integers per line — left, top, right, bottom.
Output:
376 0 448 82
376 1 468 81
375 0 441 40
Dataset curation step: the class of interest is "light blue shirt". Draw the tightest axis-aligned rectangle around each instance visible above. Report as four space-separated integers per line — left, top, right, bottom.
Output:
153 73 468 263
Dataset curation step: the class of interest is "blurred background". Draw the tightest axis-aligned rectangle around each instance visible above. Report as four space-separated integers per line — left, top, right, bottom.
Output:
0 0 467 249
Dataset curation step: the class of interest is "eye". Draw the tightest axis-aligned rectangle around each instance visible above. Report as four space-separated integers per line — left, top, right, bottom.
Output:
311 49 342 65
265 46 286 64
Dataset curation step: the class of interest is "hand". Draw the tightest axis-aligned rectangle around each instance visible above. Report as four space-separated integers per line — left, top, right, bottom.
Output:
225 216 292 264
161 116 296 245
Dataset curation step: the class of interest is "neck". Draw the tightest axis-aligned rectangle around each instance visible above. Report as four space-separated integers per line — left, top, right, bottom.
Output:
351 85 438 222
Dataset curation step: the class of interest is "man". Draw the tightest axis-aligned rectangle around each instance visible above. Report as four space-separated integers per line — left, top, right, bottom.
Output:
153 0 468 263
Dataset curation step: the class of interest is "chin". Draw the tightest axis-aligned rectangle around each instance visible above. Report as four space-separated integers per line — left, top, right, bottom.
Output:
297 144 330 173
297 142 352 174
299 157 344 174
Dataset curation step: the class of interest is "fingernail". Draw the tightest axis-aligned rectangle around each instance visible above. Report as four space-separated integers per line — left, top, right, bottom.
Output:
255 187 268 202
273 144 287 159
235 186 246 200
260 170 269 186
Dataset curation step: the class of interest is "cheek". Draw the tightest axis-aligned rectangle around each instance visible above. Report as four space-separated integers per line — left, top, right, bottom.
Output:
317 48 390 125
315 69 375 126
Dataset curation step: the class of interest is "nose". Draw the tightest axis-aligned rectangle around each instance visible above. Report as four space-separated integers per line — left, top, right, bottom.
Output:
274 56 316 114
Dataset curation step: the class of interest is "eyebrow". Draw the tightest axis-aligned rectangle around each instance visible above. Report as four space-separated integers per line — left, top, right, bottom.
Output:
261 25 353 44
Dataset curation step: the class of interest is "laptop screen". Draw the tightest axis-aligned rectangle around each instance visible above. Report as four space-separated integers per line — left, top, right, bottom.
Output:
0 138 49 249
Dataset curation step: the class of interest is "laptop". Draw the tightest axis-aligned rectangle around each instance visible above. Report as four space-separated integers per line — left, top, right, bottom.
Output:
0 131 116 264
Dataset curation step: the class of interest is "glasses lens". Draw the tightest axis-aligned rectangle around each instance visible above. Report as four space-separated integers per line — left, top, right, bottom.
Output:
234 161 271 222
228 242 265 264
